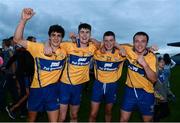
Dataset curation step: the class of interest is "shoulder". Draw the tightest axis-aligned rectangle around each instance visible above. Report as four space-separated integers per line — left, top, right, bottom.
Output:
120 44 133 50
27 41 44 53
27 41 43 48
94 49 101 55
147 51 157 59
88 42 98 50
60 41 75 48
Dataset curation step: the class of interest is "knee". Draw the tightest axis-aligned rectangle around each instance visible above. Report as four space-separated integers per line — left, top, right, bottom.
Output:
59 116 66 122
105 109 112 116
28 113 37 122
89 111 98 120
59 114 66 122
70 112 78 120
120 116 129 122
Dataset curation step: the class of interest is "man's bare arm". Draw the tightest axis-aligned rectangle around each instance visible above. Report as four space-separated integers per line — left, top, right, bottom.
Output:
13 8 35 48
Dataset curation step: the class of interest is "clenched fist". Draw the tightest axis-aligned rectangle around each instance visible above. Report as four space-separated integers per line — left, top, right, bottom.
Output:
21 8 35 21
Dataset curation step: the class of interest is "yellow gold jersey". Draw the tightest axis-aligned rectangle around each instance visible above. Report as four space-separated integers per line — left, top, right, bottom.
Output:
122 45 157 93
60 42 97 85
94 49 125 83
27 41 66 88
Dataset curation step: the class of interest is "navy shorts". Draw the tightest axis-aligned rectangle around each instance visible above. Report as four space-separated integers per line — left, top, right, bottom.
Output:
121 86 155 116
27 83 59 112
91 79 118 104
58 82 83 105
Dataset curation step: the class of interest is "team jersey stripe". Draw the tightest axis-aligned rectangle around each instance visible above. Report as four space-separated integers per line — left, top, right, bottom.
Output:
38 58 65 71
95 60 122 71
127 61 145 76
35 58 42 88
69 54 92 66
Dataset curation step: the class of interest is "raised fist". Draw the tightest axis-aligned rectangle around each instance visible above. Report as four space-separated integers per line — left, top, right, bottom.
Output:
21 8 35 21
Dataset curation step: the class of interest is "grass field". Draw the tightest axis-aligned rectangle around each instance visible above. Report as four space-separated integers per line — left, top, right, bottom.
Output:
0 65 180 122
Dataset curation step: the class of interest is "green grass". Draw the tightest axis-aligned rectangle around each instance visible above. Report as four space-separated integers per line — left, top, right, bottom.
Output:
0 65 180 122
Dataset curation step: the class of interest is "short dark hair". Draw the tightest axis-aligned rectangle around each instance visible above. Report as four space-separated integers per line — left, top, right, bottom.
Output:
103 31 115 40
27 36 36 41
158 56 163 62
78 23 91 32
163 53 171 65
133 31 149 43
3 38 11 47
48 24 65 38
8 36 14 41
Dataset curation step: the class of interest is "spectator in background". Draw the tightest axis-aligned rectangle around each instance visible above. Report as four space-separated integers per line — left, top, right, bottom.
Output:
154 57 170 121
8 36 15 51
0 38 19 112
5 36 36 119
0 56 3 67
163 53 176 102
27 36 36 42
163 53 176 88
0 50 4 111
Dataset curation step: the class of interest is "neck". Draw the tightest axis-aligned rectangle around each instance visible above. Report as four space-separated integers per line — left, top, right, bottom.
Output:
50 45 59 52
80 42 88 48
105 49 113 53
135 49 146 56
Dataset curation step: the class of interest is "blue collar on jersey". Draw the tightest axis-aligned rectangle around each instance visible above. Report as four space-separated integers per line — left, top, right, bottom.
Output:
76 39 89 48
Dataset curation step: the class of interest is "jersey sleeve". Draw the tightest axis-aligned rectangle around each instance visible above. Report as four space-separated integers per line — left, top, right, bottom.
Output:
60 41 72 52
27 41 43 58
148 54 157 73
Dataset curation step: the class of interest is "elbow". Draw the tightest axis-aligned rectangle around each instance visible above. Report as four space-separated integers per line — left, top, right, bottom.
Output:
151 75 157 84
13 37 19 44
152 78 157 84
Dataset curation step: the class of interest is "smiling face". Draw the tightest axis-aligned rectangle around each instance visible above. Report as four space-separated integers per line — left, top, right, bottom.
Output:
103 35 115 51
49 32 63 48
133 35 148 55
78 28 91 45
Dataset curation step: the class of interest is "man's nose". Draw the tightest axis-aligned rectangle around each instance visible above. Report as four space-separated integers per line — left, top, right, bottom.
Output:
54 35 59 39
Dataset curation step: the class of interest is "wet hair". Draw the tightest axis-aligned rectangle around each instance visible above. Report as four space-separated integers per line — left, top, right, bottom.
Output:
48 24 65 38
3 38 11 47
158 56 164 62
8 36 14 41
163 53 171 65
103 31 115 40
27 36 36 41
133 31 149 43
78 23 91 32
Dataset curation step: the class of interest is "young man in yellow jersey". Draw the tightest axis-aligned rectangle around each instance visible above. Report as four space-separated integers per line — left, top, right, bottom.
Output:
120 32 157 122
57 23 97 122
89 31 125 122
13 8 66 122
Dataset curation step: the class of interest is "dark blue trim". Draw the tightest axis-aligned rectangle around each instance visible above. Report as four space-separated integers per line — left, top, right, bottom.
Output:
38 58 65 71
35 58 42 88
95 60 122 71
76 39 81 48
127 61 145 76
69 54 92 66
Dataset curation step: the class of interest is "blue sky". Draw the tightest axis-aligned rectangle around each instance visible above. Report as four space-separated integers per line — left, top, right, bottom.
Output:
0 0 179 55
